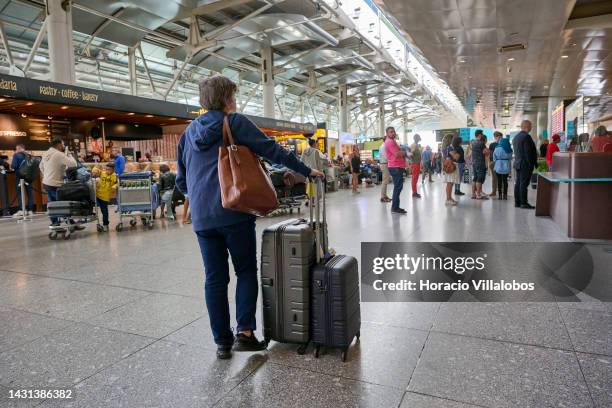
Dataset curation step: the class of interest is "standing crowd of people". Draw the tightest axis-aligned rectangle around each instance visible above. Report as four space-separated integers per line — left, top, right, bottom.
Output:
374 120 545 211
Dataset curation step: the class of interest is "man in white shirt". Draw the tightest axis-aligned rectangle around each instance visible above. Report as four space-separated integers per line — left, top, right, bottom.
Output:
379 132 391 203
39 138 77 225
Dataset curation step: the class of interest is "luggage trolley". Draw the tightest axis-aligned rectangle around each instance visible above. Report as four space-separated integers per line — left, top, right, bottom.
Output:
48 178 101 240
116 172 154 231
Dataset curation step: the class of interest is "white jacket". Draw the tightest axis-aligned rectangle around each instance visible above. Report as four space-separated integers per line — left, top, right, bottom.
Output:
39 147 77 187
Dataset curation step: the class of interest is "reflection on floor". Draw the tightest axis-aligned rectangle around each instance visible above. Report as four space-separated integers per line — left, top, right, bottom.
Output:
0 178 611 407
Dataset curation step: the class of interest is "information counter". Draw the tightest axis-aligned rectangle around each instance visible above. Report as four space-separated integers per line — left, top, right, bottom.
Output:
535 152 612 240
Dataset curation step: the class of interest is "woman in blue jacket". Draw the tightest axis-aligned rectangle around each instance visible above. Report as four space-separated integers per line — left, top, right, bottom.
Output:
493 138 513 200
176 75 323 360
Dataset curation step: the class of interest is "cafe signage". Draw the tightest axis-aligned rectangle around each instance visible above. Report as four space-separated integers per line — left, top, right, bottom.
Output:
0 73 316 135
0 73 197 119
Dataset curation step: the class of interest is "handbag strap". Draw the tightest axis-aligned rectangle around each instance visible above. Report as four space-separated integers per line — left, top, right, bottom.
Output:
222 115 236 148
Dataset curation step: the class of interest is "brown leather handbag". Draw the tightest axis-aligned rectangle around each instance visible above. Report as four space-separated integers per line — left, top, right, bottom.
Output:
218 115 279 216
443 157 456 174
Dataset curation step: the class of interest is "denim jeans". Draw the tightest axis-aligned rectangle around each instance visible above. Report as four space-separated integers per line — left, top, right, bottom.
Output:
16 177 34 211
196 219 258 346
44 184 58 225
96 198 109 225
389 167 404 210
455 162 465 192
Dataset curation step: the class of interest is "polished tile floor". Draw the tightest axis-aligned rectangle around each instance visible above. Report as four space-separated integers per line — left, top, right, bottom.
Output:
0 177 611 407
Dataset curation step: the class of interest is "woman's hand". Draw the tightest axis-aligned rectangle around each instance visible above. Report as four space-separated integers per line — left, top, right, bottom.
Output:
310 169 325 178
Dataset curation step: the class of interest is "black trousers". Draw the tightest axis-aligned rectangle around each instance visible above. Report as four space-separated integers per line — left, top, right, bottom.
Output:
514 167 533 206
496 172 508 196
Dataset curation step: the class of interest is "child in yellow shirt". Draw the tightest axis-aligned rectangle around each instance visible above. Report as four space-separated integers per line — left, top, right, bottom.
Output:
93 163 117 231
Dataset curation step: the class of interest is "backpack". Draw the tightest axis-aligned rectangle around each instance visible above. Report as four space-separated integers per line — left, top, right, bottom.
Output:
18 154 41 183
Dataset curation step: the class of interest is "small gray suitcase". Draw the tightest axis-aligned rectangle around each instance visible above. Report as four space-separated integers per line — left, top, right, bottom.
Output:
47 201 91 217
311 255 361 362
261 218 314 353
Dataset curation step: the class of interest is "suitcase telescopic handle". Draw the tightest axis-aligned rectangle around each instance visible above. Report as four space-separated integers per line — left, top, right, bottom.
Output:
309 176 326 263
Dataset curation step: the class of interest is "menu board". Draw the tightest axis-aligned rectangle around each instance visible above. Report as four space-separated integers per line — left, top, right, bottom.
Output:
551 101 565 134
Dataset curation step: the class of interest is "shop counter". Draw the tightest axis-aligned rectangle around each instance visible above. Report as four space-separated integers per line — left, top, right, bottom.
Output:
536 152 612 240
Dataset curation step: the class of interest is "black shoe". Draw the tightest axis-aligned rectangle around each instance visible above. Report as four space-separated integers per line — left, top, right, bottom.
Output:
391 208 407 214
515 203 521 208
412 193 421 198
520 204 535 209
233 332 267 352
216 345 232 360
455 191 465 196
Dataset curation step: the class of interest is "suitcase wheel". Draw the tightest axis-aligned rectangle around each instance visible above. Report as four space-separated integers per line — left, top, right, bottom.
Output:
48 231 58 240
116 223 124 232
130 219 137 227
296 342 308 355
96 224 104 233
314 345 320 358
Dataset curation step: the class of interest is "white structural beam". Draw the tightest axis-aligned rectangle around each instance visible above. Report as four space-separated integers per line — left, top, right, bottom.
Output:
261 44 275 118
338 84 348 132
46 0 76 84
22 19 47 76
377 93 385 138
0 21 15 71
128 46 137 95
137 44 157 95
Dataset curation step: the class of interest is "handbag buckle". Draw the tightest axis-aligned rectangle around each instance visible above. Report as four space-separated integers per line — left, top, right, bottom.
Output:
230 145 238 151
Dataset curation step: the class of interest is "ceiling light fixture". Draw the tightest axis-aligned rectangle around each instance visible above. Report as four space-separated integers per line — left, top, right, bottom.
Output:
507 57 515 62
561 55 569 58
61 106 69 109
449 36 457 41
21 113 27 118
0 98 5 102
145 114 154 118
127 112 135 115
584 97 591 102
98 116 106 120
25 102 34 106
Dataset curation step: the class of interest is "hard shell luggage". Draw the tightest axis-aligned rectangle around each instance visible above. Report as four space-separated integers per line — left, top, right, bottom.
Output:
311 255 361 361
261 218 315 353
309 178 361 362
47 201 92 217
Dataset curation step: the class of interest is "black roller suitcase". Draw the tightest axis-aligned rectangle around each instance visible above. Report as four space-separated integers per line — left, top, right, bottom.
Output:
47 201 91 217
311 255 361 361
261 219 315 353
309 179 361 362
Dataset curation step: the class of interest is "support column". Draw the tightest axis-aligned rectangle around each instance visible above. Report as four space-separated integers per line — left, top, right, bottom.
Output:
261 44 275 118
377 93 385 137
299 97 305 123
536 110 547 140
402 109 408 144
128 46 137 95
338 84 348 133
46 0 75 84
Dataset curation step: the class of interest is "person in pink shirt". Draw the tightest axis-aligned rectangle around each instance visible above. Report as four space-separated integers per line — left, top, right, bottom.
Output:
384 126 407 214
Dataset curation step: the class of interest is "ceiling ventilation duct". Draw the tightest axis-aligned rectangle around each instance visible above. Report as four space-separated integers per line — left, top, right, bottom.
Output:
307 69 318 90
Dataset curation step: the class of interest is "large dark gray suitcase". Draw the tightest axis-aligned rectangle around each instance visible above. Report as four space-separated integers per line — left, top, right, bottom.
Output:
261 218 315 352
311 254 361 361
47 201 91 217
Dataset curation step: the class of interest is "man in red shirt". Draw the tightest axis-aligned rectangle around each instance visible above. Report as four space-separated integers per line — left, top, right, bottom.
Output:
384 127 407 214
546 134 561 169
